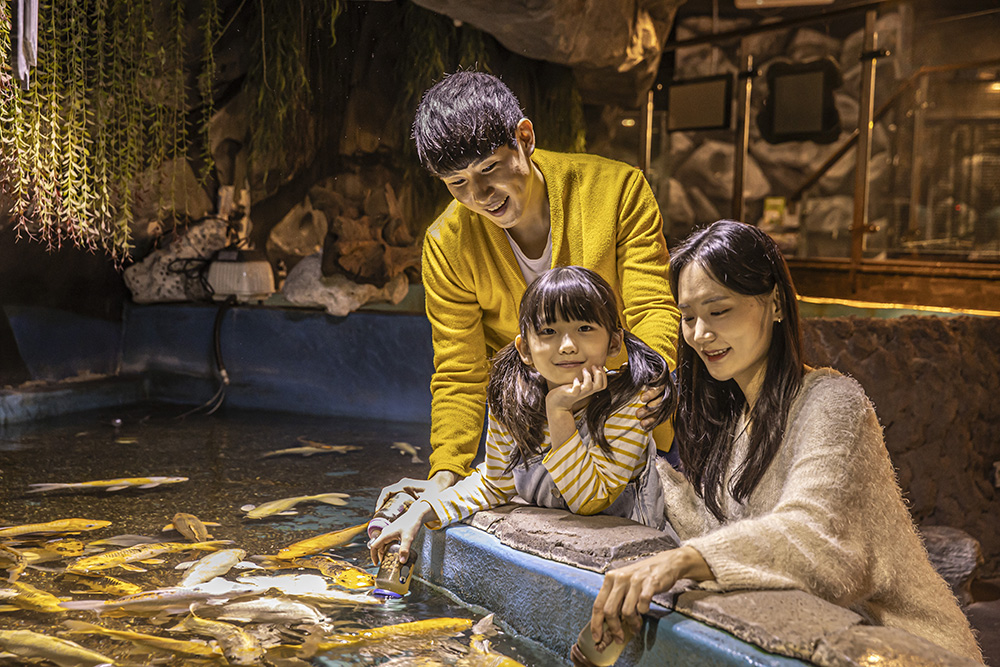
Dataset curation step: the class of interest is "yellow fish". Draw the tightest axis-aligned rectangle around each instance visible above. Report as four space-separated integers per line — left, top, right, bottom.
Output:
0 629 118 666
274 522 369 560
317 618 474 651
28 476 188 493
0 545 26 582
0 580 68 613
0 518 111 539
167 613 264 665
65 574 143 597
62 619 223 658
391 441 423 463
260 439 363 458
288 555 375 589
242 493 350 520
162 512 218 541
67 540 230 573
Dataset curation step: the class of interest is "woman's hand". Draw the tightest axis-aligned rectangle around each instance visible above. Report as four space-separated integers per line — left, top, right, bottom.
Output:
368 501 433 566
589 546 713 649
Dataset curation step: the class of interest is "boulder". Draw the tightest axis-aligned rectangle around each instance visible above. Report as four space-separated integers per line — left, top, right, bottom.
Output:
281 253 410 318
920 525 983 606
411 0 684 106
123 218 229 303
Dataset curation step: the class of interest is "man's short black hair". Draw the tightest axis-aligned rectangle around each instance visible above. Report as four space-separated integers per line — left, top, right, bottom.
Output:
412 71 524 176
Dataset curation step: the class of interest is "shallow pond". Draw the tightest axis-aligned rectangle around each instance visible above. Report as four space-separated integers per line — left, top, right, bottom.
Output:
0 404 567 666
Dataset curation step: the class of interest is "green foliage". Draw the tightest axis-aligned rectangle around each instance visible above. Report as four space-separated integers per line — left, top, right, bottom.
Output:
0 0 220 262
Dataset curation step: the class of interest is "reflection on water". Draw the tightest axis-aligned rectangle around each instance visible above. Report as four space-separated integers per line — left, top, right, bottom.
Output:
0 404 566 666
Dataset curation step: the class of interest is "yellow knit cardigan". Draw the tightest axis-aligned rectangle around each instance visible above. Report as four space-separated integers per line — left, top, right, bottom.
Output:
421 148 680 478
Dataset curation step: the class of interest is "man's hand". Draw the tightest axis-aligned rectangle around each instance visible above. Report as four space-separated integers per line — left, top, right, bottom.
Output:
636 380 671 430
375 470 458 510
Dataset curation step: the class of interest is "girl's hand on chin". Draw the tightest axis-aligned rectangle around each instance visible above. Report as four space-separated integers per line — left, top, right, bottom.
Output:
546 366 607 411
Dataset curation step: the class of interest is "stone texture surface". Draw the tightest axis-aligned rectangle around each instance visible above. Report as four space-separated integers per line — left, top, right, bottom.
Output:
411 0 684 106
801 316 1000 578
468 505 677 573
123 218 228 304
280 254 409 318
965 599 1000 667
812 625 982 667
674 589 863 662
920 525 984 607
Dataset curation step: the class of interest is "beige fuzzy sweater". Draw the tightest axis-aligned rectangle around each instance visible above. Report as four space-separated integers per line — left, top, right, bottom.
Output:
659 368 982 662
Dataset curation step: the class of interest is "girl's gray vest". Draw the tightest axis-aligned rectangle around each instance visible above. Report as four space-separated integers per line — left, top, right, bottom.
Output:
511 414 667 531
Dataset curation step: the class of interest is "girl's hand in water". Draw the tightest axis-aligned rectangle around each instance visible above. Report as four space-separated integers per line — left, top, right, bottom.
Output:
589 546 713 649
368 500 433 565
546 365 608 412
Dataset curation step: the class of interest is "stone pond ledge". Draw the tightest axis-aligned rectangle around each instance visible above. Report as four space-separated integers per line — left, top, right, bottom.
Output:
463 505 980 666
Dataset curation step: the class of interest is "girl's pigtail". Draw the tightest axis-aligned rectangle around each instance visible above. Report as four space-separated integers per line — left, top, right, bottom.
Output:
585 331 674 453
487 342 548 471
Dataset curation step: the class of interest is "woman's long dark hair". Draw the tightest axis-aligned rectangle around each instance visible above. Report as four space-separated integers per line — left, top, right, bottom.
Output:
669 220 803 521
487 266 675 471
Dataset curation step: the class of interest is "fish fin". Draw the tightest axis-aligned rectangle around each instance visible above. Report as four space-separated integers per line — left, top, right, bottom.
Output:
104 485 129 492
161 523 175 532
136 483 161 489
175 560 196 570
0 604 20 612
119 564 147 572
26 483 67 493
140 558 166 564
240 504 256 512
411 455 423 463
203 522 222 527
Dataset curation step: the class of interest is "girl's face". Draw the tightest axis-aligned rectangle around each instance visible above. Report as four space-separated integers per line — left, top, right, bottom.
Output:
516 316 621 392
677 262 780 405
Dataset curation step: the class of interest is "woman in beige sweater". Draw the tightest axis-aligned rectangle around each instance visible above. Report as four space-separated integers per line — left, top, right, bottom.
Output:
583 220 982 663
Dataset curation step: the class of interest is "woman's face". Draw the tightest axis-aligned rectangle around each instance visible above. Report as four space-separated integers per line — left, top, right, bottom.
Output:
677 262 779 404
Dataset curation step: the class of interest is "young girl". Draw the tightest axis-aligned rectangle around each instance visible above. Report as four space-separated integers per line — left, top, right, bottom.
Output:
369 266 675 567
581 221 982 664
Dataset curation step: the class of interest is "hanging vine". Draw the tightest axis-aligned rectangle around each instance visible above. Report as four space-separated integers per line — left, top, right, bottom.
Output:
0 0 220 263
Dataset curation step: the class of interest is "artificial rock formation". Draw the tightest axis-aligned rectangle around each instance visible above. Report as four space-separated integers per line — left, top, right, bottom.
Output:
411 0 685 106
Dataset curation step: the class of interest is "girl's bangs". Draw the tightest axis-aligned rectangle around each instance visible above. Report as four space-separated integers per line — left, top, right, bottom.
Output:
528 279 615 332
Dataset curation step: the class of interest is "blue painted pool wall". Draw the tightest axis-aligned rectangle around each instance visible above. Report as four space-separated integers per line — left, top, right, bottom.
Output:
119 303 434 422
3 304 123 381
414 524 806 666
2 301 434 424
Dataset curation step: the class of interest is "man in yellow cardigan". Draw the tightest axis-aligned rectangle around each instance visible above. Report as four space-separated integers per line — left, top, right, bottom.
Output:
380 71 680 502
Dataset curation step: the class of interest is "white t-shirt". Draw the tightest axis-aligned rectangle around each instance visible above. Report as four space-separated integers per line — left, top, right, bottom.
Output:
506 229 553 286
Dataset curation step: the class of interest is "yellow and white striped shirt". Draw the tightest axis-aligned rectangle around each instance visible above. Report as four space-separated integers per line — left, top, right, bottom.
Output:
425 396 652 528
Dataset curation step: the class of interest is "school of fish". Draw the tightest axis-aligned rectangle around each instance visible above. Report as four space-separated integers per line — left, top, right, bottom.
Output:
0 458 529 666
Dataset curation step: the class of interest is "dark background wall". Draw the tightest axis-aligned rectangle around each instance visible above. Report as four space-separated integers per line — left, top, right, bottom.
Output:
803 316 1000 577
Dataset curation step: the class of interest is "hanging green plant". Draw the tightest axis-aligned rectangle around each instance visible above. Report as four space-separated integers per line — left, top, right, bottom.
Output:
0 0 220 263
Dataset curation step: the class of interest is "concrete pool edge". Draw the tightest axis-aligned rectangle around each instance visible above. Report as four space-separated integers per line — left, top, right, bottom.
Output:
412 512 982 667
413 522 808 666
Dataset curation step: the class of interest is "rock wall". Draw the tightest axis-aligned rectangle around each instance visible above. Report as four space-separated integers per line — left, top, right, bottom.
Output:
801 315 1000 577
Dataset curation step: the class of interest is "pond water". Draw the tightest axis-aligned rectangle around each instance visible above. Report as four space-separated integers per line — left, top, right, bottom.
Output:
0 403 568 666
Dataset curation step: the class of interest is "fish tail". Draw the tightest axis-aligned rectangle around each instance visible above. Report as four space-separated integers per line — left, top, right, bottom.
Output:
61 619 104 633
26 483 69 493
314 493 350 506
